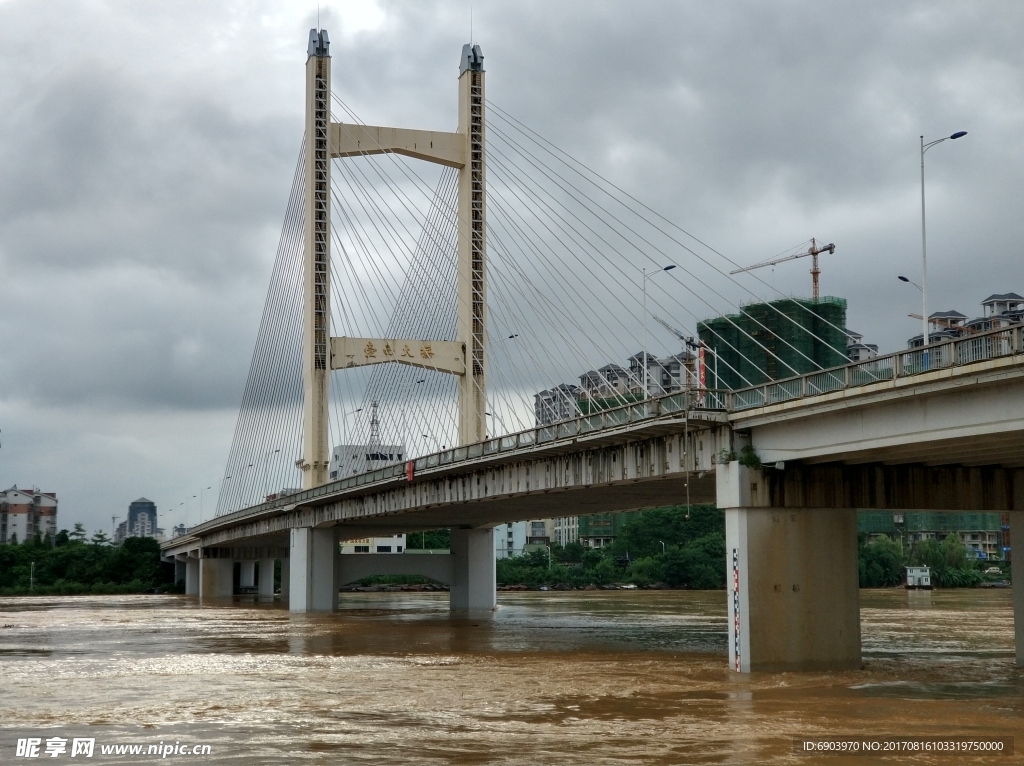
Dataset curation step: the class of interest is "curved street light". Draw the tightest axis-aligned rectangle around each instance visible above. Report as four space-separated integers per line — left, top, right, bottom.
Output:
642 265 677 399
919 131 967 366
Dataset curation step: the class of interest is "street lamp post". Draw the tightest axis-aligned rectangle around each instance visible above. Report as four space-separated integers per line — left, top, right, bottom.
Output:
919 130 967 368
261 450 280 501
402 380 425 459
198 486 212 521
642 265 677 401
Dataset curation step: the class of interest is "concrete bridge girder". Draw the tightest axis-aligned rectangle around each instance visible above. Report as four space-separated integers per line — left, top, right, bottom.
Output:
740 358 1024 467
188 423 726 549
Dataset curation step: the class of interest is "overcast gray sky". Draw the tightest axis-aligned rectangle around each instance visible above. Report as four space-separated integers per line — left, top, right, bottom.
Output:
1 0 1021 535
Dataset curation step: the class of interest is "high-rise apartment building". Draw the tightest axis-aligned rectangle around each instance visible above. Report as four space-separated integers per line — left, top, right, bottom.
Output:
0 486 58 544
115 497 164 544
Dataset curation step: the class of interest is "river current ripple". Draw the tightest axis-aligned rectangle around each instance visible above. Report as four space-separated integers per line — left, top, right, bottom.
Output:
0 589 1021 764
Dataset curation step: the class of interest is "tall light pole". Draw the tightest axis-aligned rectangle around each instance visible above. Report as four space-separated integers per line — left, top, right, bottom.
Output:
198 486 212 521
342 408 363 449
422 433 444 451
642 265 676 400
484 410 509 438
920 131 967 368
402 380 425 459
261 450 280 500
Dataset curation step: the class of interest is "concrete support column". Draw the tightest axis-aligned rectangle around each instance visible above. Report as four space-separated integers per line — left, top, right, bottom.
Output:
199 558 234 599
450 527 496 611
239 561 257 589
289 527 337 613
185 560 199 595
1011 511 1024 667
725 506 861 672
718 462 860 672
258 559 277 598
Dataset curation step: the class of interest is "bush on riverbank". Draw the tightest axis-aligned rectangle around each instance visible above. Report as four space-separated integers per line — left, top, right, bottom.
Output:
0 529 174 595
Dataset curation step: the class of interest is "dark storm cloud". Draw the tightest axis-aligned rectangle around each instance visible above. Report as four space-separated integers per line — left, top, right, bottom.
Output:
0 0 1021 531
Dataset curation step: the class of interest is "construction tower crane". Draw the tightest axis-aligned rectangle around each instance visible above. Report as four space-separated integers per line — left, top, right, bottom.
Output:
729 238 836 300
653 315 697 348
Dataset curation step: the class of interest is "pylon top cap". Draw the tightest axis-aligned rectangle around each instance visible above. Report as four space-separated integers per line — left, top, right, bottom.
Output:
460 43 484 74
308 29 330 58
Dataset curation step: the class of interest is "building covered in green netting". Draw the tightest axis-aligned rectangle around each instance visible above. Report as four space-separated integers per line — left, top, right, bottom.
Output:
858 511 1005 560
697 296 848 390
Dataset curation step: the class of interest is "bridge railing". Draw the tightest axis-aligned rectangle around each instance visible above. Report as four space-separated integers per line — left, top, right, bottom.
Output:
730 323 1022 412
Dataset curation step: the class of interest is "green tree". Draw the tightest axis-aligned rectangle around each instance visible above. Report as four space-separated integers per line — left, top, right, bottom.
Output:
558 541 585 563
859 535 905 587
70 523 87 541
405 529 450 549
612 505 723 559
90 531 111 546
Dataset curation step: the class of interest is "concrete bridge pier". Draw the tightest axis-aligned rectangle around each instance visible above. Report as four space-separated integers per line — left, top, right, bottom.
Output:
289 527 337 612
239 561 257 590
719 462 861 673
450 527 497 611
199 557 234 599
1013 511 1024 666
185 559 199 595
258 558 276 598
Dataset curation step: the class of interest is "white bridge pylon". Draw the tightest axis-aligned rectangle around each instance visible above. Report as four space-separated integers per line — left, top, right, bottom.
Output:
298 29 487 490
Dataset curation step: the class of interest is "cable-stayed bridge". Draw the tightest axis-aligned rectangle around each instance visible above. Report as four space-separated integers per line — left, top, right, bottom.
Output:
163 30 1024 673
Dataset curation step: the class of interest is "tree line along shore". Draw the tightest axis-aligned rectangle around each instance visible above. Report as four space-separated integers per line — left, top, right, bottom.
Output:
0 508 1010 595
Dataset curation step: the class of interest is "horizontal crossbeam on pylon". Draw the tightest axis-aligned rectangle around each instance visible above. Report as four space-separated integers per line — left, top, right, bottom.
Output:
331 336 466 376
330 123 465 168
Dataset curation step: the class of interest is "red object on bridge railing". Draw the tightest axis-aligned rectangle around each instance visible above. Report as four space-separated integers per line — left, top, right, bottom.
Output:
406 461 415 481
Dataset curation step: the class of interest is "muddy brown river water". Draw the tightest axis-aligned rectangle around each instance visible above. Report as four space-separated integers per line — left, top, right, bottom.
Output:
0 589 1020 764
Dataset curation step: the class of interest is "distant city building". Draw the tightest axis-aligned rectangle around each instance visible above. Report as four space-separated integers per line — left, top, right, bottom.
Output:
329 401 406 480
531 346 697 555
328 443 406 480
859 511 1003 560
905 566 932 589
495 521 527 558
906 293 1024 348
534 384 582 426
115 497 164 544
339 534 406 554
845 330 878 363
626 350 697 398
0 486 58 544
698 296 848 389
577 511 640 549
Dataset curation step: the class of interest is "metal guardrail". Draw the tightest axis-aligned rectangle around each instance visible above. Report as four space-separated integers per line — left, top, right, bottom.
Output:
185 324 1022 539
